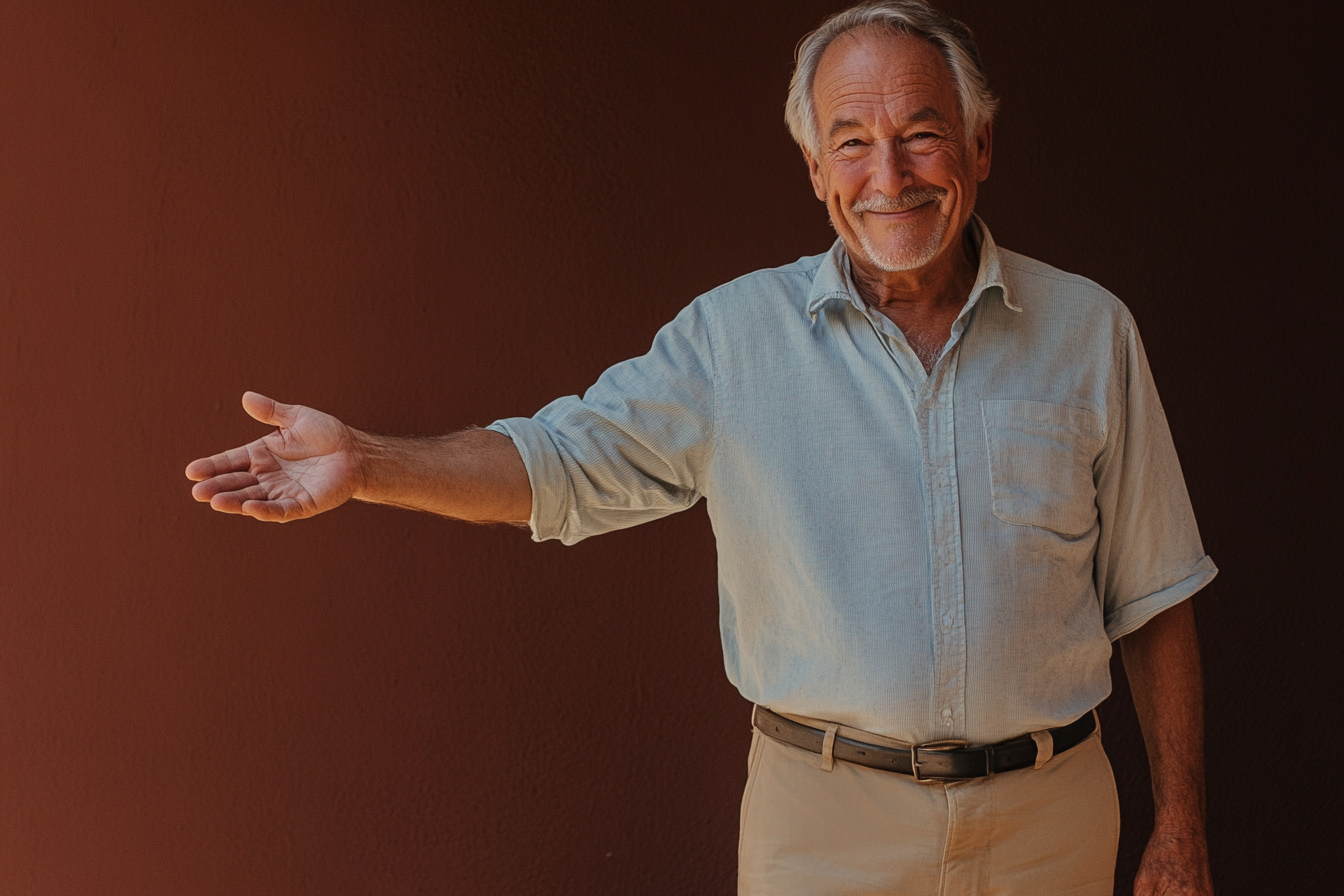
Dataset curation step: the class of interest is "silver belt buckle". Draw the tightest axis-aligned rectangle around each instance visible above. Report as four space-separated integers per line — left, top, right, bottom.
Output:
910 739 969 783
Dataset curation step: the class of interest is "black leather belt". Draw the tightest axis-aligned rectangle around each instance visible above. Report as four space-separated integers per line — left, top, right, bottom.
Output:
752 707 1096 781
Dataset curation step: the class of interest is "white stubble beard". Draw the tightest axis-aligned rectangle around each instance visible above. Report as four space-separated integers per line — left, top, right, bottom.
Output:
845 187 951 273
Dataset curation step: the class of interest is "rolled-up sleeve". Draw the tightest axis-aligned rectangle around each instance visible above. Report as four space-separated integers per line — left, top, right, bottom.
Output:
1094 314 1217 640
487 298 717 545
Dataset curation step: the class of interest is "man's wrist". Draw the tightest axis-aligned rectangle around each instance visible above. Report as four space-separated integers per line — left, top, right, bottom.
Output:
1149 821 1207 839
346 427 381 503
1149 772 1207 836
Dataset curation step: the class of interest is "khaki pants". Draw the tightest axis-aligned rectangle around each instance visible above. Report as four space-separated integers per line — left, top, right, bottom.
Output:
738 713 1119 895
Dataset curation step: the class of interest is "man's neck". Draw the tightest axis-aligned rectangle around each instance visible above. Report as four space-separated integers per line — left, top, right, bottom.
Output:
849 227 981 373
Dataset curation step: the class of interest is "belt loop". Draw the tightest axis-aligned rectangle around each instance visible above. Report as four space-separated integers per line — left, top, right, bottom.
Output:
1030 729 1054 769
817 723 840 772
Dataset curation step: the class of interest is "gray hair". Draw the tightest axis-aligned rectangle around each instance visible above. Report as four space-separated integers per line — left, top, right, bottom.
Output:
785 0 999 155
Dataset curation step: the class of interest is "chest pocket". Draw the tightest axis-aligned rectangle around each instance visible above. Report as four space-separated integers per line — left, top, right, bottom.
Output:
981 400 1104 537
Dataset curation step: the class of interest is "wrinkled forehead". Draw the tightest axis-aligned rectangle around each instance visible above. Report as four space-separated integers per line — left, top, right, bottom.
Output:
813 27 960 127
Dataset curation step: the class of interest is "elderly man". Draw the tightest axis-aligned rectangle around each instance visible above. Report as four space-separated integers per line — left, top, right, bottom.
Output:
187 1 1215 893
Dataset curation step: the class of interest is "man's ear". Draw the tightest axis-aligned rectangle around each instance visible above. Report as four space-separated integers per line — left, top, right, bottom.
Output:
803 146 827 201
974 121 993 182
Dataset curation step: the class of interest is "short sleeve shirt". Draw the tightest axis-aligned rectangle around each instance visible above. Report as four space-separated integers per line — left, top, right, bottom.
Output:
489 219 1216 744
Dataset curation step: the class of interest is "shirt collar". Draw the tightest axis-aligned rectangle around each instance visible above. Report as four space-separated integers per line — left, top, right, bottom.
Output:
805 215 1019 320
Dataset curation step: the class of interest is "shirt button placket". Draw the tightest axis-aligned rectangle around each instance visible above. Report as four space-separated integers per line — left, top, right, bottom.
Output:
925 360 967 738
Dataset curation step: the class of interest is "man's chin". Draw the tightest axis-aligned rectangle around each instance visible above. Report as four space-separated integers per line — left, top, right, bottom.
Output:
854 238 943 274
851 217 951 272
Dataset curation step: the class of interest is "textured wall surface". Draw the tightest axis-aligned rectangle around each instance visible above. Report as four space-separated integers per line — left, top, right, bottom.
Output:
0 1 1335 893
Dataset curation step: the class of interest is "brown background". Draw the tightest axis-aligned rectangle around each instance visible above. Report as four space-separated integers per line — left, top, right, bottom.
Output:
1 0 1337 893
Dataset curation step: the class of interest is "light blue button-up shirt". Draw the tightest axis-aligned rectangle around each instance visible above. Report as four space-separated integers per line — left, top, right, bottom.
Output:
489 219 1216 745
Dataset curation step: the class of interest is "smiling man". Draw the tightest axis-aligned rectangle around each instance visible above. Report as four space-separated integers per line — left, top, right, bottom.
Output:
187 2 1216 893
801 23 991 374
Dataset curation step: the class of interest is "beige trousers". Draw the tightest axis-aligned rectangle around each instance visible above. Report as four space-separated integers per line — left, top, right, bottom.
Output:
738 713 1119 896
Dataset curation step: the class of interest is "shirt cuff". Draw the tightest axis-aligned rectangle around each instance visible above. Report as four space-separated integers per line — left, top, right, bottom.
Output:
1103 555 1218 641
485 417 570 543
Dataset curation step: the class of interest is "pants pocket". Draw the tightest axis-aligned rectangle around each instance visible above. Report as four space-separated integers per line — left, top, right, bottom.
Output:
738 727 766 857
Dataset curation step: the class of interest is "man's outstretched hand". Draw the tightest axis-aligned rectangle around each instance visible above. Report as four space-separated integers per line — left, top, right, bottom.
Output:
186 392 365 523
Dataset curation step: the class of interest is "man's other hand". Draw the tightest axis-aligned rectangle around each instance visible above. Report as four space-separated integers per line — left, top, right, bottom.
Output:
186 392 364 523
1134 827 1214 895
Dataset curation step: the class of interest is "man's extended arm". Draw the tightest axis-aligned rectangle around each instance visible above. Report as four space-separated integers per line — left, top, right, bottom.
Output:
186 392 531 524
1121 599 1214 896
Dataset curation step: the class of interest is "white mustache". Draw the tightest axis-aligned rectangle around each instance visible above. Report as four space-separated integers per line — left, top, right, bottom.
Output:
852 188 946 214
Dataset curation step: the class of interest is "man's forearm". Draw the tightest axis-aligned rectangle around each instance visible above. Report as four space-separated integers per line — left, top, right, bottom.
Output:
1122 600 1207 830
1121 598 1214 893
352 428 532 524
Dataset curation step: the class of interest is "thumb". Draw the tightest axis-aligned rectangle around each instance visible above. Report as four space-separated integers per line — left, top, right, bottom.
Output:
241 391 298 428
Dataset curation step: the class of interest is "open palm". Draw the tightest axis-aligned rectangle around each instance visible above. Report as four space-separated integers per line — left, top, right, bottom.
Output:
186 392 365 523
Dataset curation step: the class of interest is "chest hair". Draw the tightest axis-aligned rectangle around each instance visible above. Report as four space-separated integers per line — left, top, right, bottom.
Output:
879 310 956 374
907 329 949 372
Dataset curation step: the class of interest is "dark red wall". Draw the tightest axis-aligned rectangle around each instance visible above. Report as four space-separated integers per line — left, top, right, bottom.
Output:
1 1 1335 893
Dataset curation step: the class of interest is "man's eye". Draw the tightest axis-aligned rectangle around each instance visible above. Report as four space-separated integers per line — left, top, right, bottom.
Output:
841 138 866 148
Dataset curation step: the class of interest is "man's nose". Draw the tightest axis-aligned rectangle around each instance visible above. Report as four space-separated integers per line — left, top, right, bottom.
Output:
871 139 914 195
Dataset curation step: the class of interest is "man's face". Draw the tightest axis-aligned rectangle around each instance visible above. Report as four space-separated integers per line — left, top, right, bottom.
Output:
803 29 991 276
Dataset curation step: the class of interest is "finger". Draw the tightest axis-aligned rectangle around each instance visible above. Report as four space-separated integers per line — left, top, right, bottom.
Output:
190 471 258 502
241 391 301 428
185 446 256 481
207 483 274 514
241 496 309 523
